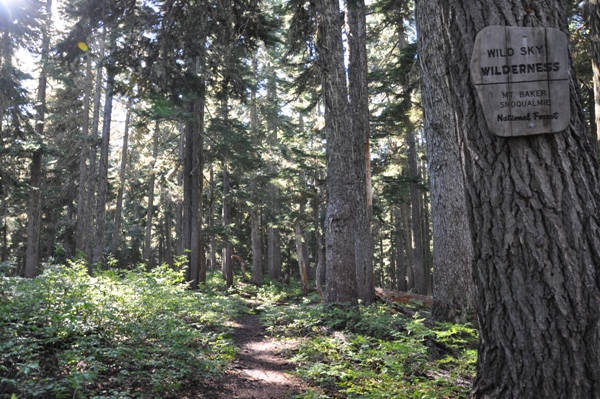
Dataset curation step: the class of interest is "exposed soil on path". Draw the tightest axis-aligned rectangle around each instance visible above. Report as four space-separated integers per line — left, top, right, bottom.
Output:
196 313 311 399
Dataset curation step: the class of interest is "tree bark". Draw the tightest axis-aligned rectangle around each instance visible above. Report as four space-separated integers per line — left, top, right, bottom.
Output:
191 83 205 285
85 26 106 269
93 41 116 266
417 1 600 397
143 120 159 265
589 0 600 147
208 164 217 269
407 129 426 294
265 69 282 281
182 63 205 288
314 170 326 301
419 39 476 320
111 100 131 257
24 0 51 278
250 59 263 286
315 0 358 304
222 163 233 287
176 123 184 258
347 0 375 305
76 53 92 255
394 207 407 291
162 185 174 267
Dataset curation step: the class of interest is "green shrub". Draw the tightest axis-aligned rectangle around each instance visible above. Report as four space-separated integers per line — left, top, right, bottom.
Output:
0 262 244 399
259 294 477 399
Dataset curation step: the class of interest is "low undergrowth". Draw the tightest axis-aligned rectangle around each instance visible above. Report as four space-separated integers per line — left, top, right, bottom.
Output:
252 285 478 399
1 263 478 399
0 261 247 399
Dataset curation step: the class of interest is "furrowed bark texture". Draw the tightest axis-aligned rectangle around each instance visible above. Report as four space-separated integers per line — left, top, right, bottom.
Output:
590 0 600 144
316 0 358 304
417 7 476 320
347 0 375 305
417 1 600 398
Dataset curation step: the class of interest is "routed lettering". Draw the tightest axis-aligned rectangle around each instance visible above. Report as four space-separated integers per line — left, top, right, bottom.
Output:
470 26 570 136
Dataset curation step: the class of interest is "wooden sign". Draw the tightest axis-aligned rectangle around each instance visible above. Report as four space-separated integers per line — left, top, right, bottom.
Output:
470 26 570 137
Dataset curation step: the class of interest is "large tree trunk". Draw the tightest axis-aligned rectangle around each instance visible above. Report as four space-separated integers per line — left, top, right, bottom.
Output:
24 0 51 278
182 64 205 288
347 0 374 305
419 43 476 321
417 1 600 397
315 0 358 304
111 101 131 257
423 109 476 321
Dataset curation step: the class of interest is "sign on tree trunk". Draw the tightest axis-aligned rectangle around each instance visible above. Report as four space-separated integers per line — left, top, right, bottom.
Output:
471 26 570 137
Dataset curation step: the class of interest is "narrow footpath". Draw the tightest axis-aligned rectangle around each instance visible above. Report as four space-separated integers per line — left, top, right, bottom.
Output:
198 313 310 399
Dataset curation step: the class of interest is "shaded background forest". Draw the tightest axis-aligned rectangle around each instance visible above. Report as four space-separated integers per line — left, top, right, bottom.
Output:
0 0 591 292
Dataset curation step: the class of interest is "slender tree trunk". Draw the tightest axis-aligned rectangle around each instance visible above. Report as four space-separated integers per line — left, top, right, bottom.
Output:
407 130 426 294
417 1 600 397
85 26 106 269
176 123 184 258
76 53 92 254
401 201 414 290
191 75 205 285
24 0 51 278
209 164 217 269
394 207 407 291
143 120 159 265
93 42 116 266
183 103 193 280
347 0 374 305
250 186 262 285
250 60 263 285
222 163 233 287
295 222 309 295
111 101 131 257
316 0 358 304
314 170 326 301
265 70 282 281
162 185 174 267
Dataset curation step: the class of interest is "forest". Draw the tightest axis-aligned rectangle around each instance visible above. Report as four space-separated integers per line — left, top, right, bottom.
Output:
1 0 599 398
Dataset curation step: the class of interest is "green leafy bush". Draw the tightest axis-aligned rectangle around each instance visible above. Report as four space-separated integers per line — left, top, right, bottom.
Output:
258 289 477 399
0 262 245 398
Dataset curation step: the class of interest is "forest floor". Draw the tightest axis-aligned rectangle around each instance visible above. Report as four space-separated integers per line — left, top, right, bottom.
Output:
194 311 311 399
1 268 478 399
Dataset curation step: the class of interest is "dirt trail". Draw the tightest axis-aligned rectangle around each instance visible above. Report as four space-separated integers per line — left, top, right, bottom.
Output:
199 313 309 399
